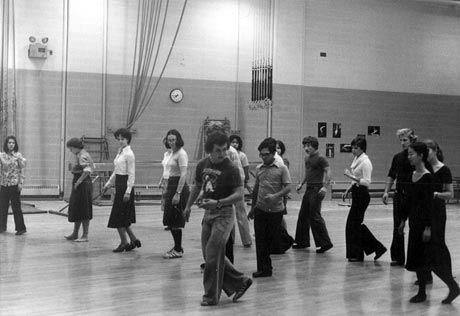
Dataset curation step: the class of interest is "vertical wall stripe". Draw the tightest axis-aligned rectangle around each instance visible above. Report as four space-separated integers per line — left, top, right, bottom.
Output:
101 0 108 137
59 0 69 195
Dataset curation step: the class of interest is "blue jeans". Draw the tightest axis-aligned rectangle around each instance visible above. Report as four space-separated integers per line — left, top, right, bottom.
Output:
201 206 247 304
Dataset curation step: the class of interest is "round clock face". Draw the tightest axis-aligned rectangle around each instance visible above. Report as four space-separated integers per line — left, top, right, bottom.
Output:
170 89 183 103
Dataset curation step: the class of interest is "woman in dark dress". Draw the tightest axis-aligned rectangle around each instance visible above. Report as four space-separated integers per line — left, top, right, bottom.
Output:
103 128 141 252
65 138 94 242
403 142 434 303
424 140 460 304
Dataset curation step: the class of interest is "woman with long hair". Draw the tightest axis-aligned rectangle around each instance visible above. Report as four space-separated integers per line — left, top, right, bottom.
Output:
423 140 459 304
162 129 190 259
404 142 434 303
103 128 141 252
0 136 27 235
65 137 94 242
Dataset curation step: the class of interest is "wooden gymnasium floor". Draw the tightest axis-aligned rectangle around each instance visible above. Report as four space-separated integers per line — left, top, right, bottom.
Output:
2 198 460 316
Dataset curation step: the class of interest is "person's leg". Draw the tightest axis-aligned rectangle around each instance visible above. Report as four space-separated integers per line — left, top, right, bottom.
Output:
113 227 131 252
0 186 9 232
308 189 332 249
345 200 362 260
410 269 427 303
254 208 272 274
75 220 90 242
126 226 140 247
202 209 234 305
294 192 310 247
390 193 405 265
65 221 81 240
234 199 252 246
10 186 26 233
226 229 234 264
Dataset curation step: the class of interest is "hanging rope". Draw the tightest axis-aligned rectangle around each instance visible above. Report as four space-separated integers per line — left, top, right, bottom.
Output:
126 0 188 129
250 0 274 110
0 0 17 138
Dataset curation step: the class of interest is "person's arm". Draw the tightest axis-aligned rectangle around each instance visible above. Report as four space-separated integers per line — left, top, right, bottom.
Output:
75 153 92 190
183 182 202 222
318 166 331 198
382 176 395 204
296 163 307 192
248 175 259 220
435 183 453 200
172 164 188 205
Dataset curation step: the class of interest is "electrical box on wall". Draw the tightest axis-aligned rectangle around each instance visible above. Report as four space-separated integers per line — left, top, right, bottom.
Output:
28 43 49 58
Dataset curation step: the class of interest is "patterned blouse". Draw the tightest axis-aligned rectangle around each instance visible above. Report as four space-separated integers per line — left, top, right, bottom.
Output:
106 145 135 194
0 152 26 186
71 149 94 175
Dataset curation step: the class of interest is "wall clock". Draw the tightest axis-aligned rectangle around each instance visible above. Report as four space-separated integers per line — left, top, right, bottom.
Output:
170 88 183 103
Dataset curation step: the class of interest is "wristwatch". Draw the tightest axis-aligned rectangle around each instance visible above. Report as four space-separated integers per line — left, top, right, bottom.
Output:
216 199 222 209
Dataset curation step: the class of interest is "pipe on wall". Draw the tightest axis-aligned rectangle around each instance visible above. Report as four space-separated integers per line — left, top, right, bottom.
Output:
101 0 108 138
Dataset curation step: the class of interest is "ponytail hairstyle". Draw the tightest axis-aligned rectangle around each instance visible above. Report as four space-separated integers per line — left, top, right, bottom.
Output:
425 139 444 162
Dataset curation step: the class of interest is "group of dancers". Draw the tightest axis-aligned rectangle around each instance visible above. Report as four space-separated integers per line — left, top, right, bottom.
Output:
3 125 458 307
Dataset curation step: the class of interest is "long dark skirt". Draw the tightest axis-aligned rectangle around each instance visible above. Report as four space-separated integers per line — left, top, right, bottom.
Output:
68 174 93 222
162 176 189 228
107 175 136 228
406 218 429 272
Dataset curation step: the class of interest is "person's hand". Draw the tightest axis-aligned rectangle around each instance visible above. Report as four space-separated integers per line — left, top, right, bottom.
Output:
183 207 191 222
102 184 110 194
423 227 431 242
158 180 163 189
397 221 405 235
17 184 22 192
199 199 216 210
318 187 327 200
73 182 80 191
382 192 388 205
123 192 130 202
296 183 303 193
172 192 180 205
248 208 255 220
263 193 277 205
342 189 349 202
344 168 353 178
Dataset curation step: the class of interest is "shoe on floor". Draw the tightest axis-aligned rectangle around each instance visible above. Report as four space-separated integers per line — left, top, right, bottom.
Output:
348 258 364 262
442 285 460 304
414 278 433 286
233 278 253 302
200 300 216 306
316 244 333 253
390 261 404 267
74 237 88 242
64 234 78 240
163 248 183 259
409 293 427 303
252 270 272 278
15 229 26 236
374 247 387 260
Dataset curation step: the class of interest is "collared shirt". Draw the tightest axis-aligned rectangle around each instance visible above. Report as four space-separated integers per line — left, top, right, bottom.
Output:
350 153 372 187
107 145 135 193
161 150 172 179
71 149 94 174
0 152 26 186
254 159 291 212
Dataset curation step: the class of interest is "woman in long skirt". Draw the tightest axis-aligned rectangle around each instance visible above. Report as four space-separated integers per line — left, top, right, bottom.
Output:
103 128 141 252
65 137 94 242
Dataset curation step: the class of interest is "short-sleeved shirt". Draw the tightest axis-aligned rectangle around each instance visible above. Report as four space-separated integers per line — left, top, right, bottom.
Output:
166 148 188 178
0 152 26 186
238 151 249 168
195 157 242 201
107 145 135 193
387 149 413 192
254 160 291 213
161 150 172 179
71 149 94 174
304 151 328 186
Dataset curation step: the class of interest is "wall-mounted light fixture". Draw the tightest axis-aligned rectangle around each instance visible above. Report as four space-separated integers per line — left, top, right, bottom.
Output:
28 35 52 58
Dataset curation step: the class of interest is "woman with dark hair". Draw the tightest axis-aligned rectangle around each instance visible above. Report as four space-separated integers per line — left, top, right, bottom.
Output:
422 140 459 304
103 128 141 252
162 129 190 259
343 137 386 262
0 136 27 235
403 142 434 303
65 137 94 242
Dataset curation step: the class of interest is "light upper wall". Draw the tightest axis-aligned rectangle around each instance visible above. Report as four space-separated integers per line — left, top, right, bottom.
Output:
12 0 460 95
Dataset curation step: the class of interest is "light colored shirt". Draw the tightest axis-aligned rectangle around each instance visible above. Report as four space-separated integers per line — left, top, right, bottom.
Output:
350 153 372 187
71 149 94 174
228 146 245 181
166 148 188 178
254 159 291 212
106 145 135 194
0 152 26 186
238 150 249 168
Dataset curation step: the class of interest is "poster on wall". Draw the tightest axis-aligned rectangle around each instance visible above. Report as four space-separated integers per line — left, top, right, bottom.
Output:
318 122 327 138
333 123 341 138
340 144 352 153
326 144 334 158
368 126 380 136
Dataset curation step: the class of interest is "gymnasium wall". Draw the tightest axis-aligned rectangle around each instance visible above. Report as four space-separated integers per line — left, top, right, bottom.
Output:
7 0 460 196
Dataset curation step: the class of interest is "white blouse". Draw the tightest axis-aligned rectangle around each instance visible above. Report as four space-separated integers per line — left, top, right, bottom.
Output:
106 145 135 194
350 153 372 187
